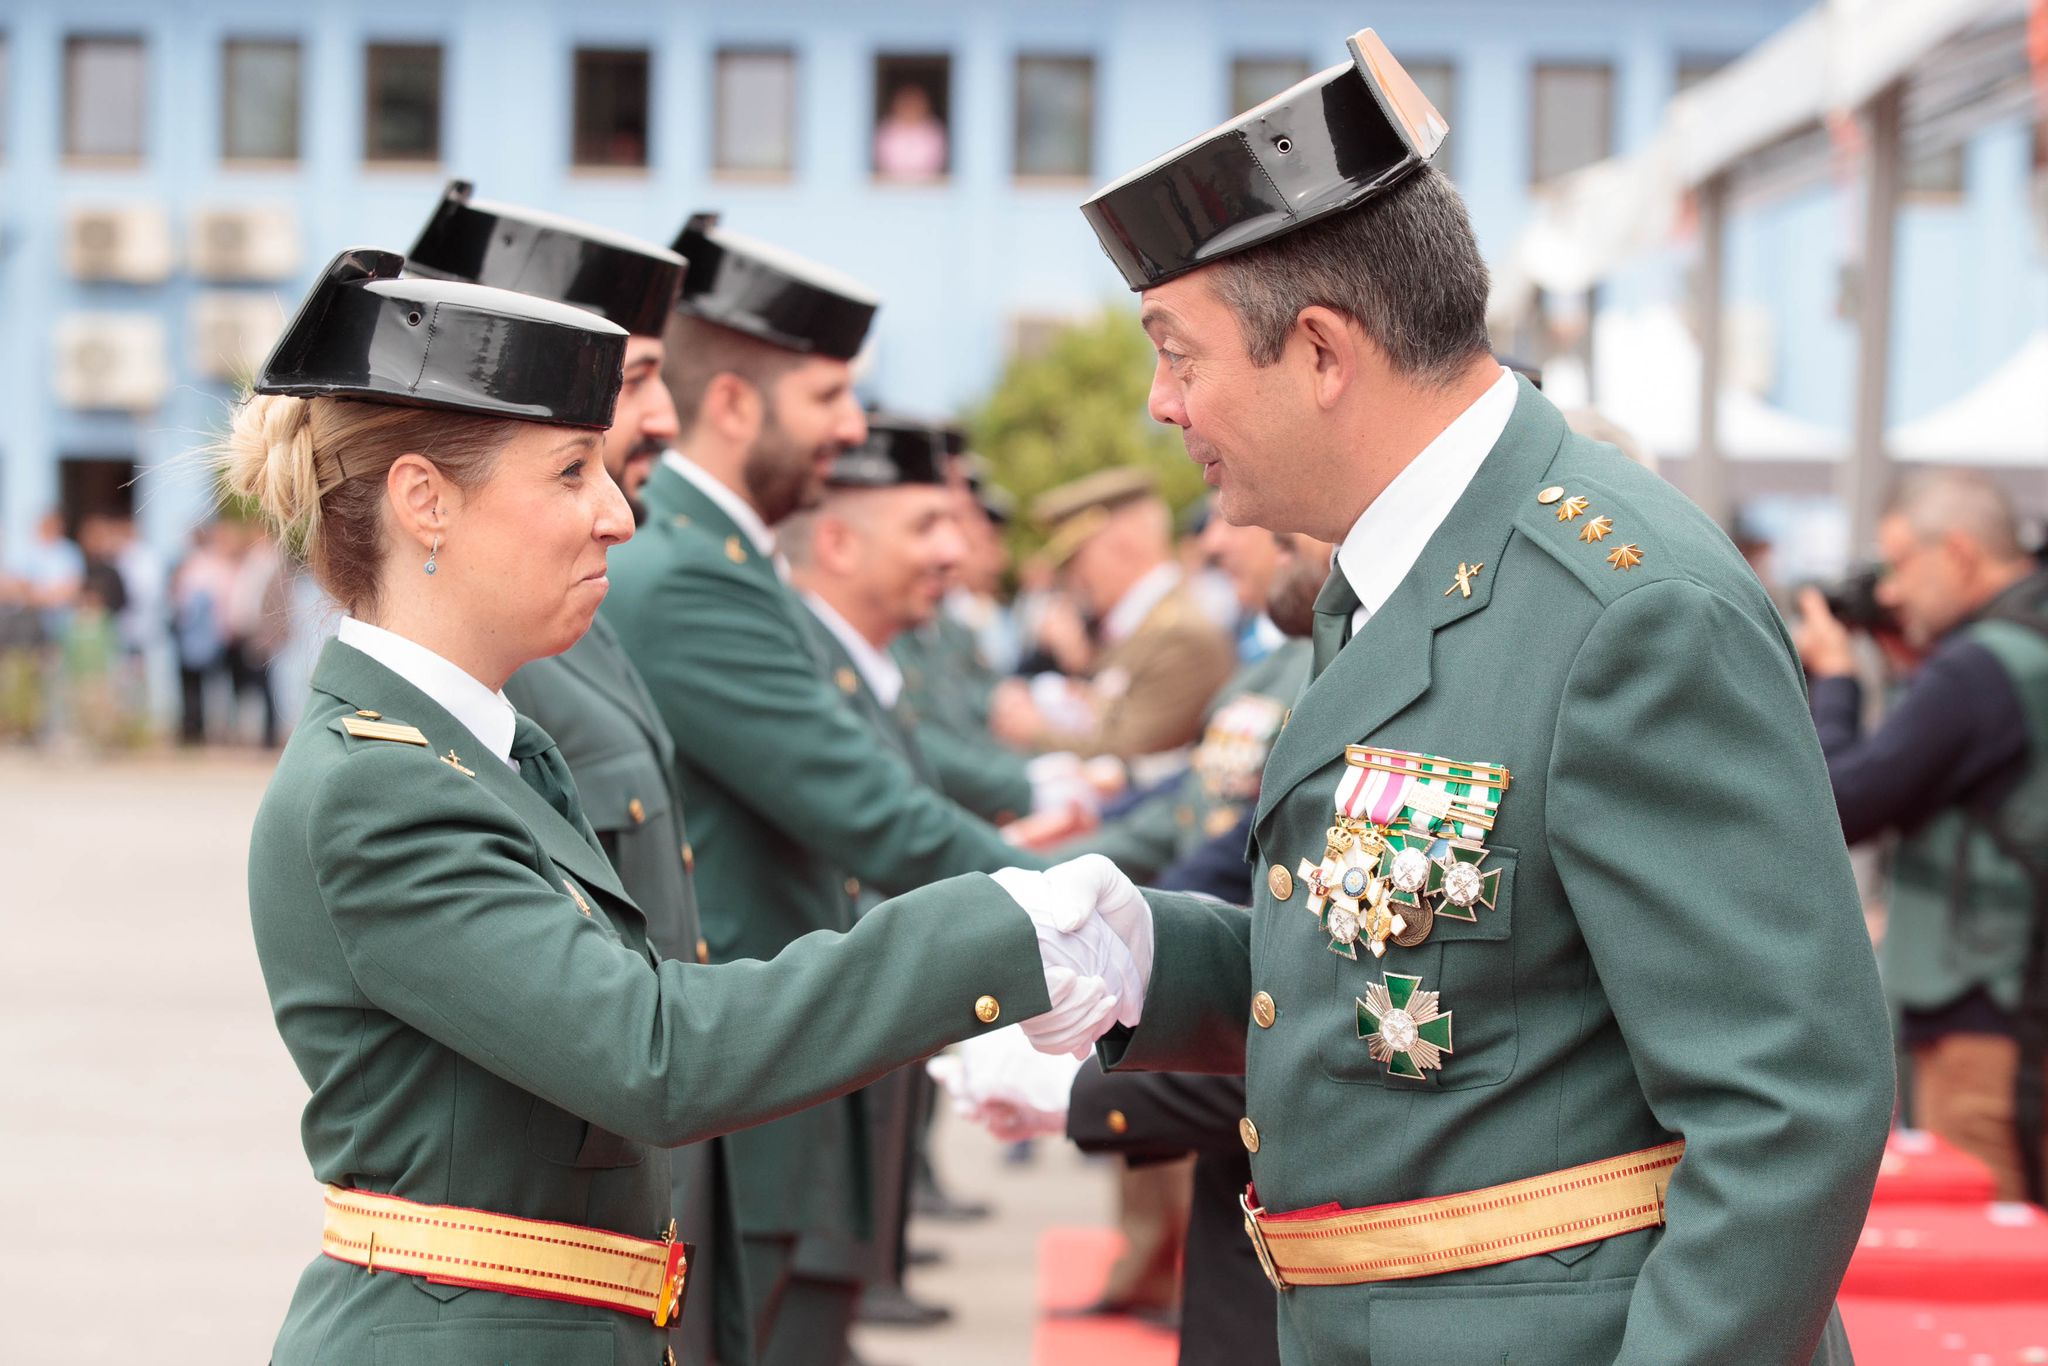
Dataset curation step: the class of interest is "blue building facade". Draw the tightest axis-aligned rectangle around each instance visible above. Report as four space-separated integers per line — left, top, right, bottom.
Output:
1 0 2039 565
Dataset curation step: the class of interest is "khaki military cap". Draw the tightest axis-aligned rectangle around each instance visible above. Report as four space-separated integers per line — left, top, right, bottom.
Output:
1033 466 1160 568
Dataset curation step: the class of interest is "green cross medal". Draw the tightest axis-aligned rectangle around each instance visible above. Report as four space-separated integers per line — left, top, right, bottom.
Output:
1357 972 1454 1081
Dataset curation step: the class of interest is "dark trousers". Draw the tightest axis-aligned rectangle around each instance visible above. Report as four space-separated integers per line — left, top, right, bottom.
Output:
227 644 278 747
741 1234 861 1366
177 664 212 743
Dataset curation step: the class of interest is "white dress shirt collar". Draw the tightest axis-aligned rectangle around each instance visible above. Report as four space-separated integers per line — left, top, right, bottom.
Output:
802 592 905 709
1335 367 1517 630
336 617 518 768
663 448 777 557
1101 562 1183 646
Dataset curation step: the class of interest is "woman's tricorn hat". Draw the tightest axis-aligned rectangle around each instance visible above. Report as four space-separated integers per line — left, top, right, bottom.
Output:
254 248 629 430
670 213 879 361
405 180 685 339
1081 29 1449 291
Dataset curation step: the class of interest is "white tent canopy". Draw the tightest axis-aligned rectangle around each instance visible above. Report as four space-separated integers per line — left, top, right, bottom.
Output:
1591 306 1847 462
1890 332 2048 466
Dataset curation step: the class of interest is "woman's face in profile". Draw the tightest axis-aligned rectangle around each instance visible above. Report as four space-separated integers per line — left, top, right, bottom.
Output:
445 423 635 664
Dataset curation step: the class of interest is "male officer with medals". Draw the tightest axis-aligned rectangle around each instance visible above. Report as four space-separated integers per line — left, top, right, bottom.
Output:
1021 30 1895 1366
402 183 750 1366
601 219 1063 1366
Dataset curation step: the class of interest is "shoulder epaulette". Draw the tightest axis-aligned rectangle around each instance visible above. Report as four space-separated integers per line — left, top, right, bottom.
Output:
339 715 430 747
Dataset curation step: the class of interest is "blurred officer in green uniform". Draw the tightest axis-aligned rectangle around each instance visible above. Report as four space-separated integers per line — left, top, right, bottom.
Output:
404 183 748 1366
601 218 1069 1366
226 249 1141 1366
1032 29 1896 1365
892 437 1012 741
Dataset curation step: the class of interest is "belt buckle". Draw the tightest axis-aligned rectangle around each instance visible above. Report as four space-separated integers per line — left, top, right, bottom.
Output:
653 1221 692 1327
1239 1190 1290 1292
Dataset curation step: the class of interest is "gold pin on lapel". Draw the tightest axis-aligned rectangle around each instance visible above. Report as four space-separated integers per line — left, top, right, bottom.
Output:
724 536 746 564
440 749 476 777
1444 561 1485 599
835 667 859 694
563 879 592 916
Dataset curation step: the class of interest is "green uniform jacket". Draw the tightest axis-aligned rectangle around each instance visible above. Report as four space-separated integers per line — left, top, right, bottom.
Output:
251 640 1047 1366
1106 380 1895 1366
1069 639 1311 882
504 615 747 1365
893 616 1035 822
601 460 1044 1251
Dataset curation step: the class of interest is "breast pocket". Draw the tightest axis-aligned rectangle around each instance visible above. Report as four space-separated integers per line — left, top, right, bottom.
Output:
1320 846 1519 1092
572 750 674 839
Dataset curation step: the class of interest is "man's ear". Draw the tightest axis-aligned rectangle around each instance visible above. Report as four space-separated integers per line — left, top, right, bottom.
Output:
703 372 764 445
386 453 447 553
816 513 864 577
1294 306 1362 411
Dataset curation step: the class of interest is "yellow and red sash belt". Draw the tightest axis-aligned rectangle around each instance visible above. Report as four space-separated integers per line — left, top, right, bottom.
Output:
321 1185 691 1326
1240 1140 1684 1290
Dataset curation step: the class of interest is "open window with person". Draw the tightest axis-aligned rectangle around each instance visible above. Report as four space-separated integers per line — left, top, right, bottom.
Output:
873 53 950 182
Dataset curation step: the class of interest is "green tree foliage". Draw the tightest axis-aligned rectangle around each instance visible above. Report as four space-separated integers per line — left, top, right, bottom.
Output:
963 306 1207 561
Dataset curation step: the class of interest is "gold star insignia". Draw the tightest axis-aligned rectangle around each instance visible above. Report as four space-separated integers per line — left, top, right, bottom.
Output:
1443 561 1485 599
1554 495 1589 522
724 536 746 564
1579 515 1614 543
1606 543 1644 571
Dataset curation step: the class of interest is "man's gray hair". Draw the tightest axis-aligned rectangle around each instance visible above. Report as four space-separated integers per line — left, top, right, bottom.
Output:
1208 167 1493 387
1885 470 2024 559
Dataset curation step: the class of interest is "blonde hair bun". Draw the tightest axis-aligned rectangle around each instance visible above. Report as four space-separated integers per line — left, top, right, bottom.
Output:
217 392 325 545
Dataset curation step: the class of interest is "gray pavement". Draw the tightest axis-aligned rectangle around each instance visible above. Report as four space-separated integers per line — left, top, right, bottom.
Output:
0 749 1115 1364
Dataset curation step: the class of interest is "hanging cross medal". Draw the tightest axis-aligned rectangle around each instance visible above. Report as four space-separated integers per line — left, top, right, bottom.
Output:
1299 823 1404 959
1358 972 1454 1080
1427 840 1503 922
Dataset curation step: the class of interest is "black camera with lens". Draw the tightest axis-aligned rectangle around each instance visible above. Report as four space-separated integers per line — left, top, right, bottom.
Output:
1820 565 1897 633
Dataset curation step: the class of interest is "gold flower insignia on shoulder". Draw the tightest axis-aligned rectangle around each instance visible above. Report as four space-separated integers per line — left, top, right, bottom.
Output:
1578 515 1614 544
1606 543 1644 571
1554 495 1589 522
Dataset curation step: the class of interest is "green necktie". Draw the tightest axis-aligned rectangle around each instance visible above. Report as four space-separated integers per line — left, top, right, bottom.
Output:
1310 567 1362 681
511 715 591 834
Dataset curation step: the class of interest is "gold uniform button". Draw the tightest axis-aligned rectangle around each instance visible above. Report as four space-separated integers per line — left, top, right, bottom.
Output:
1107 1109 1129 1135
695 937 710 965
1537 485 1566 506
1175 806 1194 828
1252 991 1276 1029
844 877 861 897
628 797 646 825
1267 864 1294 901
725 535 747 564
836 667 859 694
1239 1117 1261 1153
682 842 696 872
974 995 1001 1025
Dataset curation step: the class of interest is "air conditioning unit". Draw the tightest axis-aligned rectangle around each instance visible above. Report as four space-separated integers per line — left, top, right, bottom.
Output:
189 205 301 281
190 291 287 383
53 314 172 411
65 205 175 283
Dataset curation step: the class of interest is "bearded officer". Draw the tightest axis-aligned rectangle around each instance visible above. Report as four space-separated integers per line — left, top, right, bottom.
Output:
401 183 751 1366
1029 30 1895 1366
601 219 1061 1366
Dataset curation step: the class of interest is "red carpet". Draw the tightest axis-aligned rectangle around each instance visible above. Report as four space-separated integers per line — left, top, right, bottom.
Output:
1033 1227 1178 1366
1872 1129 2000 1205
1840 1298 2048 1363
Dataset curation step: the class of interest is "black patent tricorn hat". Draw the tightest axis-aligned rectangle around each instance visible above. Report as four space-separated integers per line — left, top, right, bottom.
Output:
827 415 948 489
405 181 685 339
254 248 629 430
1081 29 1448 290
670 213 879 360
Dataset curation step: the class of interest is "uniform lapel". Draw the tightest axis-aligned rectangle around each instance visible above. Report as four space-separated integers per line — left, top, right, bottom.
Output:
311 641 631 905
1255 380 1566 827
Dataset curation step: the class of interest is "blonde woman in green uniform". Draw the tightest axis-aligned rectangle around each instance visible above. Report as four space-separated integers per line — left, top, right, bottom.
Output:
225 249 1140 1366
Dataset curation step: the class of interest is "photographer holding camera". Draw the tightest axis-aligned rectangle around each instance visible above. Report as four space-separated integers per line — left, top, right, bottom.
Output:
1796 470 2048 1202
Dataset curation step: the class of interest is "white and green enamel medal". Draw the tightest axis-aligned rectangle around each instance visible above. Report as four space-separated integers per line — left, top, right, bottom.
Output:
1358 972 1454 1081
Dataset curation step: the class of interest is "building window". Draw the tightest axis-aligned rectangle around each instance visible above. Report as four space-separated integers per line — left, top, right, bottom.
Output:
573 47 650 169
1530 62 1613 185
1404 60 1456 179
1229 56 1310 116
364 42 443 164
65 35 147 162
222 39 301 163
1015 55 1094 180
1904 144 1966 201
873 53 950 182
713 48 796 177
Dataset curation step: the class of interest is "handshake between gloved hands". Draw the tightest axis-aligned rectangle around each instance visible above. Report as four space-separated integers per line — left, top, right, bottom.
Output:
929 854 1154 1138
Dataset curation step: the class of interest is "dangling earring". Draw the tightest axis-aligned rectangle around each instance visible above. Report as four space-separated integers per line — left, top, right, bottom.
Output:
424 534 439 576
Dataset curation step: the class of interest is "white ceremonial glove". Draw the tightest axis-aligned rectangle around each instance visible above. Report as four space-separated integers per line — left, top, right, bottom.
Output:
992 866 1144 1055
926 1025 1082 1140
1043 854 1155 1008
